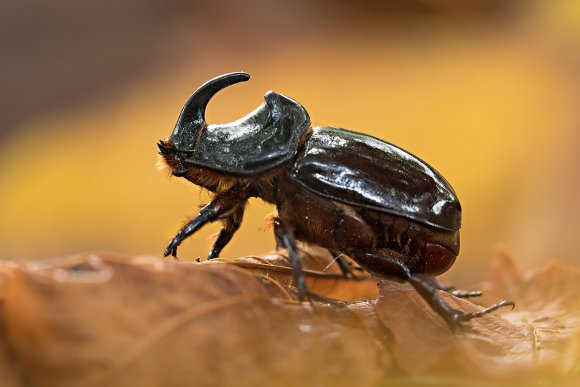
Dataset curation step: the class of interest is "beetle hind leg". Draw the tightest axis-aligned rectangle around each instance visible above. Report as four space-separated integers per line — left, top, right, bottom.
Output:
407 270 514 330
353 251 513 331
332 251 363 279
426 277 483 299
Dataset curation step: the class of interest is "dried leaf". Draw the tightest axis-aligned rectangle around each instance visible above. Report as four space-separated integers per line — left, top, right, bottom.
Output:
1 250 579 387
376 252 580 383
227 246 380 301
0 308 20 387
1 252 389 387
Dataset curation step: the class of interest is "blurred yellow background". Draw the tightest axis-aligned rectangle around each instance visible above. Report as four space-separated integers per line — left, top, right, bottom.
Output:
0 0 579 284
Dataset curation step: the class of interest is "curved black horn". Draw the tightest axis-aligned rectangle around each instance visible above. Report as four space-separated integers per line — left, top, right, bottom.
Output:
178 72 250 127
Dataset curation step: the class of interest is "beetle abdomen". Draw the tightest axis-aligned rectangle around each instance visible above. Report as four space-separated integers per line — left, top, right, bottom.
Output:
289 126 461 231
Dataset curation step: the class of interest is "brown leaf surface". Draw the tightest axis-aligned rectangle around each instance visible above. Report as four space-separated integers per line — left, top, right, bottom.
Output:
0 249 579 386
227 247 380 301
376 251 580 384
0 263 20 387
0 252 388 387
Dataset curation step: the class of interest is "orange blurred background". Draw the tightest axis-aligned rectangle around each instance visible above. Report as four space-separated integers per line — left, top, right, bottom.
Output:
1 0 579 284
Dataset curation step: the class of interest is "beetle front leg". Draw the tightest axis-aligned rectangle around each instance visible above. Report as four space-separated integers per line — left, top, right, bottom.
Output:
207 203 246 260
164 188 248 259
206 224 237 260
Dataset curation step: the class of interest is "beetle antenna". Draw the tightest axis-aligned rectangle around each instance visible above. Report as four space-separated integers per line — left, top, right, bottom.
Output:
178 72 250 127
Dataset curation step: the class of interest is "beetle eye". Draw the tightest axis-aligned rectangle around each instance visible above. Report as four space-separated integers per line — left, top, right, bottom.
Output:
178 152 189 160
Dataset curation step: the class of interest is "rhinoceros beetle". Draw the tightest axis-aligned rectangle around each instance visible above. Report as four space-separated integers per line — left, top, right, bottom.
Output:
157 72 513 330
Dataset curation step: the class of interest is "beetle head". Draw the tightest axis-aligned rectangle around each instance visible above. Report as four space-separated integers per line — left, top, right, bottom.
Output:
159 71 310 177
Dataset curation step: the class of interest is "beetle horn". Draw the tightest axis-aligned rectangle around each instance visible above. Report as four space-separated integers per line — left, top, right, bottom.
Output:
177 72 250 128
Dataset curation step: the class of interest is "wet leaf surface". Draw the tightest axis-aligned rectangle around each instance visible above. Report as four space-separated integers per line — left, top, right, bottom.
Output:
0 248 579 386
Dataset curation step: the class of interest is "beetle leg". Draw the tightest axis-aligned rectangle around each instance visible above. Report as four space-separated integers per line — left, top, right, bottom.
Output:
425 277 482 299
206 223 237 260
332 252 362 280
356 252 513 331
273 219 307 300
207 203 246 260
273 220 344 304
164 187 248 259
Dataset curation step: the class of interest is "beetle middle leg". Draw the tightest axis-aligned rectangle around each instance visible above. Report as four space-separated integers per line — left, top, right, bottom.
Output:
273 219 342 304
164 187 249 259
352 251 513 331
273 219 307 299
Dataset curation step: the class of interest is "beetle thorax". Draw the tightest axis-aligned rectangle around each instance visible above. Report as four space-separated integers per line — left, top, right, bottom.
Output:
157 140 288 200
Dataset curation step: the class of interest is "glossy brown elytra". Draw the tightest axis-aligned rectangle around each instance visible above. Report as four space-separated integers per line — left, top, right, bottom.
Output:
157 72 514 330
